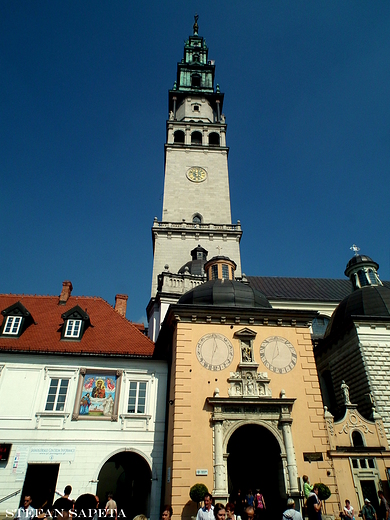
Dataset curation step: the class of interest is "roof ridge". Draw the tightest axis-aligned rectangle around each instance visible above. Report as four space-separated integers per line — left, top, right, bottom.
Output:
247 276 347 282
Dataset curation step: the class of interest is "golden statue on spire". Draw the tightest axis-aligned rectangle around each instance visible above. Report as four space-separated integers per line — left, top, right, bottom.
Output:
193 14 199 35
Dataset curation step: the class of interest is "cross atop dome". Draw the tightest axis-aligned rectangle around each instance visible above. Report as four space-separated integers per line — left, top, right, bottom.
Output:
350 244 360 256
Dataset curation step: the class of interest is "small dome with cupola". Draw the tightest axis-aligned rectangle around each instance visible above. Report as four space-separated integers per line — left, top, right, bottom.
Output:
178 245 208 276
178 256 271 308
325 248 390 339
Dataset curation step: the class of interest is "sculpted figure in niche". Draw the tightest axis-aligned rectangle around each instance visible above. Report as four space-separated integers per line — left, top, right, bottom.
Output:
341 380 351 405
241 342 253 362
246 373 255 395
228 382 242 397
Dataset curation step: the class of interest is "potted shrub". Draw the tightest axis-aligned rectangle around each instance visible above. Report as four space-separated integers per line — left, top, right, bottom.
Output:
314 483 332 515
190 483 209 509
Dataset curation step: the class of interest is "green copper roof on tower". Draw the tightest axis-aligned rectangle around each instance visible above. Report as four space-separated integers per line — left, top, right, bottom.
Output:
173 15 216 94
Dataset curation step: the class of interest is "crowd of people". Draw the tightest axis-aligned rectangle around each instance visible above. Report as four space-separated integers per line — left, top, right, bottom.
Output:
14 486 118 520
12 481 390 520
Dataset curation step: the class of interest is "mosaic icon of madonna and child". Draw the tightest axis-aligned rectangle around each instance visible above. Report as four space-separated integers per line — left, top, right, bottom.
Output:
79 374 117 417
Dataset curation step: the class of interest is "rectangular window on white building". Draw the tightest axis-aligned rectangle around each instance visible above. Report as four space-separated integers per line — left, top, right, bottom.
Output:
45 378 69 411
128 381 147 414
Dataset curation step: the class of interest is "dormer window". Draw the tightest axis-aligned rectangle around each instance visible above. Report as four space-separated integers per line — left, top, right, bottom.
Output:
4 316 22 335
1 301 32 337
61 305 90 341
65 319 82 338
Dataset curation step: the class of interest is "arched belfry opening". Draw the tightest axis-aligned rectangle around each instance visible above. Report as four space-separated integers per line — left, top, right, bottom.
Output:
227 424 284 517
96 451 151 519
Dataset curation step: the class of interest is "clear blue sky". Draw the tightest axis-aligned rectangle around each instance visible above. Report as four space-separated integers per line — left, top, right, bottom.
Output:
2 1 390 323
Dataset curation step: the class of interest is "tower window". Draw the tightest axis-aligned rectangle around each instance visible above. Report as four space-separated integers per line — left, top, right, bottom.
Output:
222 264 229 279
193 105 200 112
209 132 220 146
367 269 378 285
211 265 218 280
191 74 201 87
191 131 202 145
357 270 369 287
174 130 185 143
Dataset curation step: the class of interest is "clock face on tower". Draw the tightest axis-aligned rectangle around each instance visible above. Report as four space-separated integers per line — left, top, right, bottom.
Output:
196 333 234 371
187 166 207 183
260 336 297 373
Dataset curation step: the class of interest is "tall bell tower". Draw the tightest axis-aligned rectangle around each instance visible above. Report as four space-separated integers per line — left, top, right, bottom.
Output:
148 17 242 337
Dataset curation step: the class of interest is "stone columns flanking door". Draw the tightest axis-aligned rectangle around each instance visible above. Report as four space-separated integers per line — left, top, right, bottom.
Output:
207 395 298 501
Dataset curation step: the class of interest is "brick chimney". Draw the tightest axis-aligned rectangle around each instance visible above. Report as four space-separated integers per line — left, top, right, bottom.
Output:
115 294 128 317
59 281 73 305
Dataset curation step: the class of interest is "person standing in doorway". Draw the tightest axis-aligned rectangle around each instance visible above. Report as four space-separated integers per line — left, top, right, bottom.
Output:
16 497 36 519
362 499 377 520
234 490 245 518
378 491 389 520
245 491 254 508
105 494 117 519
306 486 322 520
197 493 214 520
254 489 265 518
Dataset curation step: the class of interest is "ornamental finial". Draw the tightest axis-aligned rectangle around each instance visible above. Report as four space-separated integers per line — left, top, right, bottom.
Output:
193 14 199 35
350 244 360 256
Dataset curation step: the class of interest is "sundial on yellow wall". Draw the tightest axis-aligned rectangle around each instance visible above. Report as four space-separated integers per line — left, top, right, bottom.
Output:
196 333 234 371
260 336 297 373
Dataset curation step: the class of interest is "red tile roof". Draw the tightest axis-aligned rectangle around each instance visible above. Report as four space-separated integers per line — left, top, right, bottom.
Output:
0 294 154 357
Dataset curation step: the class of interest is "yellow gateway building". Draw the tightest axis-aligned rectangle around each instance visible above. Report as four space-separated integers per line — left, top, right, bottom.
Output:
148 17 390 520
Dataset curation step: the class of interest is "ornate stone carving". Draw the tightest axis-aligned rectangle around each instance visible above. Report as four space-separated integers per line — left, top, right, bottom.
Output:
338 413 374 435
324 407 335 437
228 366 271 398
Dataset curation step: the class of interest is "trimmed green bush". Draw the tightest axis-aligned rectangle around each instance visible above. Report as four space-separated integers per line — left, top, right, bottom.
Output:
190 483 208 504
314 483 331 501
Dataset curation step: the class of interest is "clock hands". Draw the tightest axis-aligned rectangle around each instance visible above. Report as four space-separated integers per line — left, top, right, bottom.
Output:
210 335 218 364
271 338 280 363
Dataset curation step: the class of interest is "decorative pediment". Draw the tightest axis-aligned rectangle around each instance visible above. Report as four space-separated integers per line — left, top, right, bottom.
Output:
1 301 31 318
233 328 257 338
61 305 89 321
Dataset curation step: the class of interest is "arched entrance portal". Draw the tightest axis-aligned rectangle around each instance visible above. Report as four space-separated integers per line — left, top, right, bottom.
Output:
97 451 151 518
227 424 284 518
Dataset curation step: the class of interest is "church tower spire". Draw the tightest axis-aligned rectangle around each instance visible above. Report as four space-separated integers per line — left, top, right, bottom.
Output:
148 17 242 336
